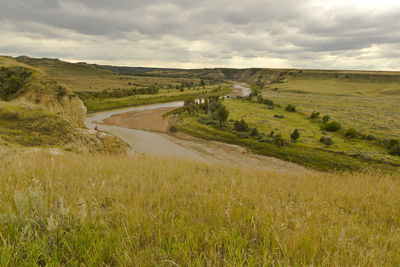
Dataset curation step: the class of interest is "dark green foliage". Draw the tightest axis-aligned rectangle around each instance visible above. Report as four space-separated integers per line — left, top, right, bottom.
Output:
320 136 334 146
310 112 320 119
263 98 274 106
6 75 22 95
0 67 32 100
285 104 296 112
233 119 248 132
274 114 284 119
76 86 160 100
390 144 400 156
387 139 399 148
250 127 259 137
169 125 178 133
184 99 196 115
344 128 358 138
324 121 341 132
273 134 285 147
216 105 229 126
290 129 300 141
56 85 68 97
257 95 264 103
322 115 330 123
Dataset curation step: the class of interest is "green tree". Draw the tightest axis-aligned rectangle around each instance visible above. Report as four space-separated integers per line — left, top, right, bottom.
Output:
290 129 300 141
216 105 229 126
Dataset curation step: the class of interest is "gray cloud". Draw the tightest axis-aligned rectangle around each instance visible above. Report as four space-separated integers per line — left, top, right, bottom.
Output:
1 0 400 69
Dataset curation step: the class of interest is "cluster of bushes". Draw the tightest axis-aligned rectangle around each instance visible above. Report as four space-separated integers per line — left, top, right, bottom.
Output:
285 104 296 112
0 67 32 101
76 86 159 100
388 139 400 156
233 119 248 132
320 136 334 146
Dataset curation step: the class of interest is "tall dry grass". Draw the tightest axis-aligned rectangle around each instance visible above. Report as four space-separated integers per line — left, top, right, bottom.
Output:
0 150 399 266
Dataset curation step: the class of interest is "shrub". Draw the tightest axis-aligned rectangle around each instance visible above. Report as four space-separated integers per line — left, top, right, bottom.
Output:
320 136 334 146
388 139 399 148
273 134 285 147
390 144 400 156
322 115 330 123
274 114 284 119
263 99 274 106
169 125 178 133
310 112 320 119
324 121 341 132
344 128 358 138
56 85 67 97
290 129 300 141
285 104 296 112
233 119 248 132
250 128 259 137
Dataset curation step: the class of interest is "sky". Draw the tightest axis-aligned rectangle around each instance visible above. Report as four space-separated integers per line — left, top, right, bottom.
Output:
1 0 400 70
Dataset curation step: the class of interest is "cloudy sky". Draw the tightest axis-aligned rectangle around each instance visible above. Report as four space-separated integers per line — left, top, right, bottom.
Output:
1 0 400 70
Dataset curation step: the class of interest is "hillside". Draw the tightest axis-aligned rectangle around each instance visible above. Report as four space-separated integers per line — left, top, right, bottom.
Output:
0 56 128 153
0 150 399 265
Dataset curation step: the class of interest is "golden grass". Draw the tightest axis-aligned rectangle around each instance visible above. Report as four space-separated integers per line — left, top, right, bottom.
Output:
0 150 399 265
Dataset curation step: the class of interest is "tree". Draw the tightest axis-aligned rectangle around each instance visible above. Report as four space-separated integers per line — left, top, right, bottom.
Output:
290 129 300 141
250 127 259 137
216 105 229 126
233 119 248 132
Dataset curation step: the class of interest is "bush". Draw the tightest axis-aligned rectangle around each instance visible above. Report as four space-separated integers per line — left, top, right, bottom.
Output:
273 134 285 147
344 128 358 138
233 119 248 132
388 139 399 148
322 115 330 123
285 104 296 112
390 144 400 156
310 112 320 119
324 121 341 132
56 85 67 97
320 136 334 146
263 99 274 106
290 129 300 141
169 125 178 133
250 128 259 137
274 114 284 119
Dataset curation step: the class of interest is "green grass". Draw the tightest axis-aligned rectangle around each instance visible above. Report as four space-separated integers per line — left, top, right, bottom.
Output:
177 98 400 171
261 72 400 139
0 102 74 147
84 87 232 112
0 150 399 265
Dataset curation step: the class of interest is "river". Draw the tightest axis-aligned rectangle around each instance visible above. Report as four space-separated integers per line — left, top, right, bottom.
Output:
85 83 260 161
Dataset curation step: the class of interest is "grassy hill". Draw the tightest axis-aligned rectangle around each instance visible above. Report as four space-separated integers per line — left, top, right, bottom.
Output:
0 150 399 265
0 56 128 153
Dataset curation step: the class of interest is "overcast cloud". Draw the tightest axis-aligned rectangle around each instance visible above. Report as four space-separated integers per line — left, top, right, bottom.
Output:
1 0 400 69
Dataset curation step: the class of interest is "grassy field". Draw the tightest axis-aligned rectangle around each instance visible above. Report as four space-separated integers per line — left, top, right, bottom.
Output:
0 150 399 266
177 96 400 171
259 71 400 139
